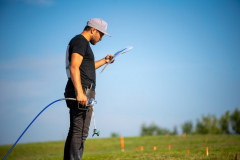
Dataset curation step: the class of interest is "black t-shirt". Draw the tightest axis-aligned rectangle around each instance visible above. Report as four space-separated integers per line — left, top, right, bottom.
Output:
65 34 96 91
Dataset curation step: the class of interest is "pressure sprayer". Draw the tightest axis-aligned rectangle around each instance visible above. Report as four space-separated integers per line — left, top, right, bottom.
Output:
2 98 98 160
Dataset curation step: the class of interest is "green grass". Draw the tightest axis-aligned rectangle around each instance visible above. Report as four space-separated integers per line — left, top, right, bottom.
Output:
0 135 239 160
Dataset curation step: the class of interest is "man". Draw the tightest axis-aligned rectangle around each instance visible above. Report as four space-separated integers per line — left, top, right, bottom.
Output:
64 18 113 160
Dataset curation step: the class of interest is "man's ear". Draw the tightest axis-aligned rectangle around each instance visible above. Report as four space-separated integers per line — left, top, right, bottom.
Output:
90 28 97 34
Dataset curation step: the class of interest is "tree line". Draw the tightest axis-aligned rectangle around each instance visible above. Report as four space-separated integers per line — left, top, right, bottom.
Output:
140 108 240 136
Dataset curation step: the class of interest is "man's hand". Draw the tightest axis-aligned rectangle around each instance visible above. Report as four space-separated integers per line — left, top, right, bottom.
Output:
95 54 114 69
105 54 114 64
76 91 88 106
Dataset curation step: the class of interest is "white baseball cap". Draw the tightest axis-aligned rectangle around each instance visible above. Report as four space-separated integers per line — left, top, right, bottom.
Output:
87 18 111 37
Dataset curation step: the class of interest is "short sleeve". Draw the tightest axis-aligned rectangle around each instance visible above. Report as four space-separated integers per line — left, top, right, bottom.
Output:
71 37 88 57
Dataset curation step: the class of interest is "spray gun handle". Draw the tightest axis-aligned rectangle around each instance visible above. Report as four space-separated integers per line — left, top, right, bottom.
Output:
78 98 97 110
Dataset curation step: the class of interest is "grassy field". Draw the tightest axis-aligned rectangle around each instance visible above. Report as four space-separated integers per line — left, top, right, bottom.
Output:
0 135 239 160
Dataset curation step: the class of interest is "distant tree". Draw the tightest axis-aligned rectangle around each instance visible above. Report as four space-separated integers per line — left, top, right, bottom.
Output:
181 121 193 134
140 123 149 136
230 108 240 134
156 127 170 135
195 114 222 134
219 111 230 134
170 126 178 135
111 132 120 138
140 123 171 136
141 123 158 136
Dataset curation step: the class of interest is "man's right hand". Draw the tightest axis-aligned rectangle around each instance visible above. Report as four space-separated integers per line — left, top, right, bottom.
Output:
76 92 88 106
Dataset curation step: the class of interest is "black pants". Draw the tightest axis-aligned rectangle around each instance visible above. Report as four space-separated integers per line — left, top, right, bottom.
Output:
64 90 95 160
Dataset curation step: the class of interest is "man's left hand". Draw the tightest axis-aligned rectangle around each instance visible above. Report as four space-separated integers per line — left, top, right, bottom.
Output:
105 54 114 64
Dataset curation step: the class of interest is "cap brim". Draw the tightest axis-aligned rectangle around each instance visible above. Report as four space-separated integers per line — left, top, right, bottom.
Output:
102 32 111 37
88 24 112 37
88 25 111 37
97 29 111 37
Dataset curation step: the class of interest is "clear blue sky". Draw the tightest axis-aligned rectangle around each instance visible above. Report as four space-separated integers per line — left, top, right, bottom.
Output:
0 0 240 145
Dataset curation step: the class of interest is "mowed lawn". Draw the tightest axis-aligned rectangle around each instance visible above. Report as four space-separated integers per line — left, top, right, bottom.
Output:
0 135 239 160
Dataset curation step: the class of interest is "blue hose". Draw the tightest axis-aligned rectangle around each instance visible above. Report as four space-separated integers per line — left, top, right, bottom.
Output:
2 97 95 160
2 98 72 160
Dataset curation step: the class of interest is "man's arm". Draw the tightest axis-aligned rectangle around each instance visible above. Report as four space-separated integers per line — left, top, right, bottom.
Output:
95 54 114 69
70 53 88 106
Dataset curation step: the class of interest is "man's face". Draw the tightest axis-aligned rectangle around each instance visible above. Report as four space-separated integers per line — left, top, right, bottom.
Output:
90 29 104 45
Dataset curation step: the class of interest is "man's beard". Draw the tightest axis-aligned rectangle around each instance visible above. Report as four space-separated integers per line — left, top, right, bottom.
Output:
90 39 97 45
90 34 99 45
